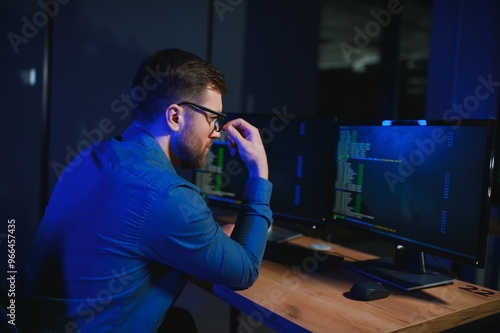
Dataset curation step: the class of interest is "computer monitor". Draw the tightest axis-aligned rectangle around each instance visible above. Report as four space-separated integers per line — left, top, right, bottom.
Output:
194 113 336 242
330 119 495 290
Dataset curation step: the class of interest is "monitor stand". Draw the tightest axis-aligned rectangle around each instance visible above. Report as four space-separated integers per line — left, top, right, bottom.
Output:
346 247 455 291
266 225 302 244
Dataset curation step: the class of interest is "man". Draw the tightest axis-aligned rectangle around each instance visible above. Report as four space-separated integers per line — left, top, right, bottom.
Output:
18 49 272 332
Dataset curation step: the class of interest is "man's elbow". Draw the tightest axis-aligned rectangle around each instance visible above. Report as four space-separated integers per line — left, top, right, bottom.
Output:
231 266 261 290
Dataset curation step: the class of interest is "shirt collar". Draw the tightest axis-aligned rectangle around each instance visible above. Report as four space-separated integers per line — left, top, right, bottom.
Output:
121 124 176 173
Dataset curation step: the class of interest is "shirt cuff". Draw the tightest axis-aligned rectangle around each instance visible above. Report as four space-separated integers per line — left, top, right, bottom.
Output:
242 177 272 204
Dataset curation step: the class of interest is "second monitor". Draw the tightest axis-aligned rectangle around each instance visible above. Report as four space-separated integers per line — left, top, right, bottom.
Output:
330 119 495 290
194 112 336 238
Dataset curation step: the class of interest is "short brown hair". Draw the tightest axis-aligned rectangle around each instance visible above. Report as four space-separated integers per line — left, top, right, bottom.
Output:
131 48 227 123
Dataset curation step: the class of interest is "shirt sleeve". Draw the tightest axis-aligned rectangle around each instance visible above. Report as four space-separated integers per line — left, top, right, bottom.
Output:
138 177 272 289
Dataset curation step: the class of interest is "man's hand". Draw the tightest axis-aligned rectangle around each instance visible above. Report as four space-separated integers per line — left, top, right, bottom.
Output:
222 118 269 180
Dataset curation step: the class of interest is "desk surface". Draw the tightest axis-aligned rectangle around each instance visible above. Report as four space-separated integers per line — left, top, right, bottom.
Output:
214 236 500 333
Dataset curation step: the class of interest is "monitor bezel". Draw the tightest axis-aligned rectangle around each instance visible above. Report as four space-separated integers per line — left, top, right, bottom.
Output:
329 118 495 268
489 119 500 205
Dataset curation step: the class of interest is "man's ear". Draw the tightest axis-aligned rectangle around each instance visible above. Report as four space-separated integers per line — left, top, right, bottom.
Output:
165 104 183 132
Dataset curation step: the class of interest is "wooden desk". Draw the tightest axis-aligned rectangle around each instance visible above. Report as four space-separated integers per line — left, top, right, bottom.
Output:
214 236 500 333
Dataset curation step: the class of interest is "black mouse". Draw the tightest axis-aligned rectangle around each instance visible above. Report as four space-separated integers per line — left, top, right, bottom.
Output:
350 281 391 301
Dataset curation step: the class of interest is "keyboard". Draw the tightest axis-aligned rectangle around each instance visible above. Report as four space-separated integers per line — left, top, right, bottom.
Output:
263 241 344 272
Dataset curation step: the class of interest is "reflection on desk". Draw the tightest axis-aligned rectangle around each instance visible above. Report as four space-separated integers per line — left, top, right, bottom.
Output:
214 236 500 333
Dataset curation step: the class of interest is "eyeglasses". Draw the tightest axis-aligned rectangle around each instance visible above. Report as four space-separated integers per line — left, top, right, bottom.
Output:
178 101 227 132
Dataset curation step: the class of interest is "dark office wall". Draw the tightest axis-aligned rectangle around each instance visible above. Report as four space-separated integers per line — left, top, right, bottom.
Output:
210 1 248 115
426 0 500 120
0 1 46 295
47 0 210 192
241 0 321 115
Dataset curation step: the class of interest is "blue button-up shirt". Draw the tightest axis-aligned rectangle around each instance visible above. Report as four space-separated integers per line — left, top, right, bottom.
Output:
19 125 272 332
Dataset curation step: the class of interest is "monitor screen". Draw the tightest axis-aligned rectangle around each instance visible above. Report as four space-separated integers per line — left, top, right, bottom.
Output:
194 113 336 233
330 119 495 290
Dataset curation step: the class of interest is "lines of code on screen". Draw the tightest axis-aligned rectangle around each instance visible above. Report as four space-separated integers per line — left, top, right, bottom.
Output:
332 124 489 259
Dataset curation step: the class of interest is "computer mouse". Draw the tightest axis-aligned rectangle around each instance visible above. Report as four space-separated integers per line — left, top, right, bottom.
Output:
350 281 391 301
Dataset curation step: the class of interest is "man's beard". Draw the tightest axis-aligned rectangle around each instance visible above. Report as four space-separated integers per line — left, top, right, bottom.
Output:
174 128 208 169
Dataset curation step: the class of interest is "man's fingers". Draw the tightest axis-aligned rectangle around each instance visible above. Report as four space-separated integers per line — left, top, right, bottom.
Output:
222 118 268 179
226 130 238 156
226 125 242 145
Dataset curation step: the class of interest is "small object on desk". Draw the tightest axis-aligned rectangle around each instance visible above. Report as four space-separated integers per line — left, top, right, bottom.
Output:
267 227 302 243
263 241 343 272
309 243 331 251
350 281 391 301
